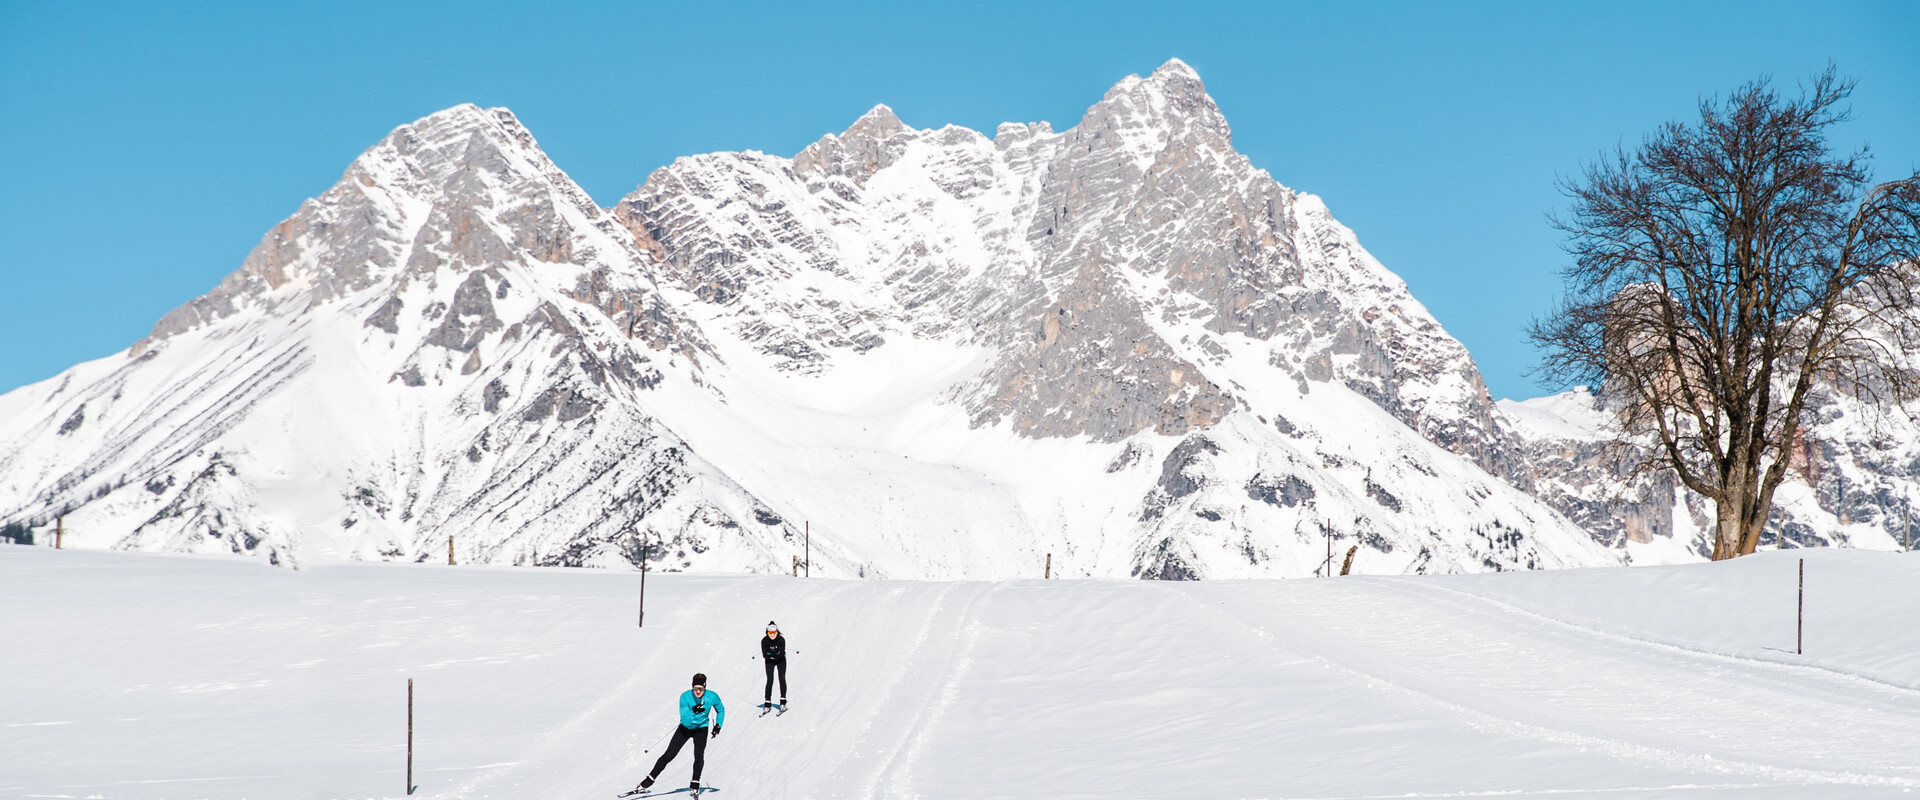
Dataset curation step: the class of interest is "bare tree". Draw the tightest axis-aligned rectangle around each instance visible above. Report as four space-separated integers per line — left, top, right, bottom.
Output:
1532 68 1920 560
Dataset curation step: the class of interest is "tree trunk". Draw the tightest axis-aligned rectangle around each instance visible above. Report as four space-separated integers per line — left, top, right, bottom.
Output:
1712 500 1741 560
1712 459 1754 560
1736 480 1781 557
1713 457 1779 559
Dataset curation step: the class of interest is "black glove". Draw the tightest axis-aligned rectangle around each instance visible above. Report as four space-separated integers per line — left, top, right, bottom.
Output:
711 726 721 738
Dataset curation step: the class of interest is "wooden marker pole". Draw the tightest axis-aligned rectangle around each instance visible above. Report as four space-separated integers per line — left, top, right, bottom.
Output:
55 515 63 550
407 678 415 795
1324 527 1331 577
1797 558 1805 656
447 537 454 566
1045 553 1051 579
638 536 648 628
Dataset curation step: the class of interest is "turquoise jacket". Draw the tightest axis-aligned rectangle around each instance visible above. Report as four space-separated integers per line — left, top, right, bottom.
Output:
678 688 725 729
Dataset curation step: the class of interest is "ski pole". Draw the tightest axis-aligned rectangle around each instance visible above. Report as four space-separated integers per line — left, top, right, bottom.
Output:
640 724 675 755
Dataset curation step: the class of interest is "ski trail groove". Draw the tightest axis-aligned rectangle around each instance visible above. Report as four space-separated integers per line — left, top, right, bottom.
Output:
867 581 995 798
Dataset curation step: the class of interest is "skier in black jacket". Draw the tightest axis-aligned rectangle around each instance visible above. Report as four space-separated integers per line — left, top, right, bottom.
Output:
760 621 787 708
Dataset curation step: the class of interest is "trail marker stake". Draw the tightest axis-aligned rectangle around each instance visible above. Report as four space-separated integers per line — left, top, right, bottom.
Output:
447 537 454 566
55 515 63 550
1797 558 1805 656
407 678 415 795
1045 553 1051 579
638 535 648 628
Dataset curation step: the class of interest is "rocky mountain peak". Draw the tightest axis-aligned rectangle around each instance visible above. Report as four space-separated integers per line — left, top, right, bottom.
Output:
362 103 576 206
791 103 920 185
133 102 630 354
1146 57 1206 96
391 102 518 145
1081 58 1232 153
842 103 908 142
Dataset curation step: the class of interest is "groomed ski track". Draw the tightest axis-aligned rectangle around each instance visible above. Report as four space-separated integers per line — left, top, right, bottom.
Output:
3 547 1918 799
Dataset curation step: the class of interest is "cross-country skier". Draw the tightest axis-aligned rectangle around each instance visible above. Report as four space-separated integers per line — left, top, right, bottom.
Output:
760 621 787 708
634 673 725 794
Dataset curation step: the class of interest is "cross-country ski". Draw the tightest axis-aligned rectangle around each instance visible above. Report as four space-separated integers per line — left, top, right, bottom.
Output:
616 786 719 798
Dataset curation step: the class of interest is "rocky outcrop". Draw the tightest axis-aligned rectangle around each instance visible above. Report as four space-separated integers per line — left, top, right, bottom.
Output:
1494 386 1920 561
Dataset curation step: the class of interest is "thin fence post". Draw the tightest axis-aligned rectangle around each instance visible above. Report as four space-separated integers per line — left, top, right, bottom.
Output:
638 536 647 628
1045 553 1051 579
55 515 63 550
407 678 414 795
447 537 454 566
1797 558 1805 656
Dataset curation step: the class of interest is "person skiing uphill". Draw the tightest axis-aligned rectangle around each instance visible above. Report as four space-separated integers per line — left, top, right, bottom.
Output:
635 673 725 794
760 621 787 708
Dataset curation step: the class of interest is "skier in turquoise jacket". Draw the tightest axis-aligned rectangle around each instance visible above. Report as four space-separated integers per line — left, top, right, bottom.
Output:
636 673 726 794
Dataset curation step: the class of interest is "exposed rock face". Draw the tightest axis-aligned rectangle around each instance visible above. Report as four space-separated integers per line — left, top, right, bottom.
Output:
1495 386 1920 562
615 61 1500 459
791 104 914 184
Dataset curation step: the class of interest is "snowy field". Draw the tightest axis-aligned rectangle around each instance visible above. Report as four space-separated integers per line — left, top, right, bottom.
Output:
3 546 1918 799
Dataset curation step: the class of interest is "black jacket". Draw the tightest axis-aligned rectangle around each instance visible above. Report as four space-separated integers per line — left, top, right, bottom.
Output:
761 633 786 663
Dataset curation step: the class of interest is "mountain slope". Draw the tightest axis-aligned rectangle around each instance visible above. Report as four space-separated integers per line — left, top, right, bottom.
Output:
601 59 1614 577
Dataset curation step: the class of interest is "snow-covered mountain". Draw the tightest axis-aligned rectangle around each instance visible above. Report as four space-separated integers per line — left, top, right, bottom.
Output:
0 105 791 572
8 59 1894 577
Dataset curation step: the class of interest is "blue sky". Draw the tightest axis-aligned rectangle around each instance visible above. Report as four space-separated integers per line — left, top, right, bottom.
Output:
2 1 1915 400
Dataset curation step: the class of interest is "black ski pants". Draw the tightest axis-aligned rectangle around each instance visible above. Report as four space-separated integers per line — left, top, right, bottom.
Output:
648 724 708 782
764 657 787 701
